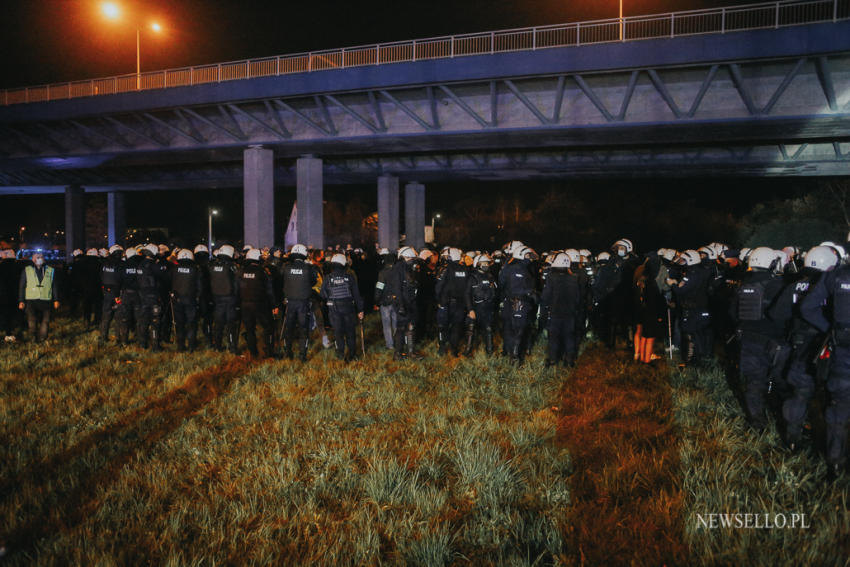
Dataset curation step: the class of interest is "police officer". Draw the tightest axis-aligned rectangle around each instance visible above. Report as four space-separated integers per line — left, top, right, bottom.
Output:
116 247 142 346
672 250 713 366
374 248 397 350
99 244 124 343
591 251 622 348
135 243 165 351
208 244 240 354
463 253 497 355
435 247 469 356
281 244 318 361
169 248 203 352
193 244 215 349
77 249 103 327
769 245 838 451
801 246 850 476
17 252 60 343
542 252 581 367
732 247 787 432
499 245 537 364
387 246 421 360
238 248 278 358
321 253 365 361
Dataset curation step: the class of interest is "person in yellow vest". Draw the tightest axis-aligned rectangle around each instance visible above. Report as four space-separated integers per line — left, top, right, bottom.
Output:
17 253 61 343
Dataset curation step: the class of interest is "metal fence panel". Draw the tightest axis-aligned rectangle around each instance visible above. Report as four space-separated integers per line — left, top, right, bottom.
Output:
344 47 377 67
48 84 70 100
166 68 192 87
141 72 165 90
69 81 94 98
28 86 49 102
279 54 309 74
674 11 723 35
116 75 137 93
311 51 342 70
249 57 278 77
7 89 27 104
416 39 451 60
379 43 414 64
220 62 247 81
535 25 578 48
579 21 620 44
725 5 776 30
192 65 220 85
494 30 534 52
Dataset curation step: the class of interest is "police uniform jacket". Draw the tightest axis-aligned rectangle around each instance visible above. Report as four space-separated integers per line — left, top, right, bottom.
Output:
498 259 535 301
170 259 203 303
435 261 469 304
731 270 784 339
541 268 580 319
238 260 276 306
321 266 364 313
100 255 123 290
465 269 497 312
282 258 318 302
208 256 239 299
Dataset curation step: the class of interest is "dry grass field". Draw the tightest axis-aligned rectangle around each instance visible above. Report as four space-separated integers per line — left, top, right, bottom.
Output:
1 316 848 566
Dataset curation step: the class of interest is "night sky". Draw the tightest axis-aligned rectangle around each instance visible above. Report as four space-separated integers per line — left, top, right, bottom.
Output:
0 0 831 250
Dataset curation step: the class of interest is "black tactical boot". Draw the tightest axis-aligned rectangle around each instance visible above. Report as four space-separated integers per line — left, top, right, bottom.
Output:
484 329 494 354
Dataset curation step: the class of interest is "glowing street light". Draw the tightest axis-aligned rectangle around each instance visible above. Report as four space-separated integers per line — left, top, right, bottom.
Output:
101 2 164 90
101 2 120 19
208 208 219 252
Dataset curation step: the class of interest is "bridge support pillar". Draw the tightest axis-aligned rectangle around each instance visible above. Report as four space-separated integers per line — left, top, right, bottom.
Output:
296 156 323 249
107 191 126 247
64 185 85 253
405 182 425 250
243 146 275 248
377 175 399 251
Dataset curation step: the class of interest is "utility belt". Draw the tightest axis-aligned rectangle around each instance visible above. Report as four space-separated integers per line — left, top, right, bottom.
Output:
326 298 355 311
740 329 784 352
789 328 820 349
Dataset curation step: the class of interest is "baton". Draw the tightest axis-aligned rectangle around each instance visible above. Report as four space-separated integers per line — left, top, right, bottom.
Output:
360 319 366 357
169 293 177 342
667 308 673 361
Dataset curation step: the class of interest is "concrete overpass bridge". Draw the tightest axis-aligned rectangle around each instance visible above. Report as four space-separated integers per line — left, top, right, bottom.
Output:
1 0 849 251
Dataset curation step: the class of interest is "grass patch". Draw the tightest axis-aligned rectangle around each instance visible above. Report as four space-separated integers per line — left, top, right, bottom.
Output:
0 317 571 565
673 360 850 566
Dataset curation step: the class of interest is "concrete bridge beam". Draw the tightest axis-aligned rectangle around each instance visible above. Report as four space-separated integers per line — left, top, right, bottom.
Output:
296 156 323 250
243 146 275 248
107 191 126 247
404 182 425 250
64 185 85 253
377 175 399 251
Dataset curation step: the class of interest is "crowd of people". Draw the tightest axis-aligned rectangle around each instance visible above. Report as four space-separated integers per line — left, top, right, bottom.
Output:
1 235 850 476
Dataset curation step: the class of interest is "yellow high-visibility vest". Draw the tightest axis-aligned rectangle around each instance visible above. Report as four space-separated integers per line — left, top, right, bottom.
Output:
24 265 54 301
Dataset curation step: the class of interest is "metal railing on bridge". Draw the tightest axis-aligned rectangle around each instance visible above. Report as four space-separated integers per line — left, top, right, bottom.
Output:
2 0 848 106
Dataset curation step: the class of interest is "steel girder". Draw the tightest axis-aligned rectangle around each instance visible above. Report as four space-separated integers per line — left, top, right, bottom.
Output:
1 140 847 194
0 52 848 187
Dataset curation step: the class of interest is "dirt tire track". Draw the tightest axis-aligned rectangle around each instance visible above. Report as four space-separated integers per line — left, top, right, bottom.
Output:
0 358 251 561
556 344 687 566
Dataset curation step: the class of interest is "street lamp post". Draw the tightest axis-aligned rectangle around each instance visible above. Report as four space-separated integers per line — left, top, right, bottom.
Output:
619 0 624 41
101 2 162 90
431 212 442 231
208 208 218 252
